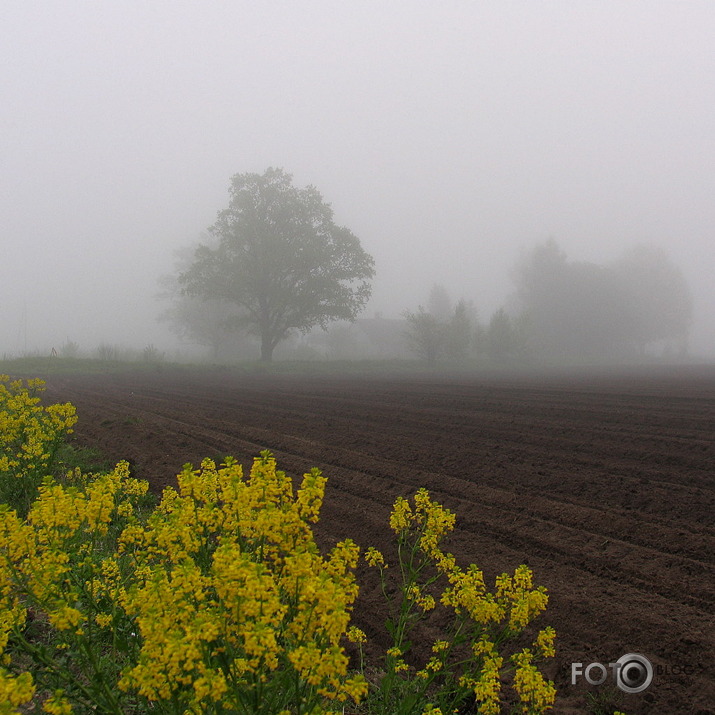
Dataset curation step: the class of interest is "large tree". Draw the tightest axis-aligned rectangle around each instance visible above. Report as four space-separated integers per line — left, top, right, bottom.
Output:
179 168 375 361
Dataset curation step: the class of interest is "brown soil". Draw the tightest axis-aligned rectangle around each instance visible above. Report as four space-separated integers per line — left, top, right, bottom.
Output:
42 365 715 715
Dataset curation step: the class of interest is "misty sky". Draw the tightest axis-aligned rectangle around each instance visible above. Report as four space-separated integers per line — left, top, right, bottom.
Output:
2 2 714 357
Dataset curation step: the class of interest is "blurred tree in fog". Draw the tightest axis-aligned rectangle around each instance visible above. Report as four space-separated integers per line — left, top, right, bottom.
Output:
403 307 444 365
612 245 693 354
445 299 476 361
159 244 253 360
160 292 243 360
427 283 453 321
512 240 693 360
404 289 479 364
178 168 375 361
486 308 518 361
59 340 81 358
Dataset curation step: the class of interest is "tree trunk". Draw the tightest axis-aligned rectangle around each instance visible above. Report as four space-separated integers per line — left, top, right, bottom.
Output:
260 333 274 362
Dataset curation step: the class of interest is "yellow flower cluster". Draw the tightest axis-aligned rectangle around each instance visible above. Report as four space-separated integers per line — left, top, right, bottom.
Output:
118 452 367 710
372 490 556 714
364 546 386 568
389 488 456 558
441 564 503 625
0 669 35 714
346 626 367 644
511 649 557 713
0 376 76 483
412 489 456 557
42 690 73 714
408 584 436 612
467 653 504 715
389 495 413 532
494 565 549 632
534 626 556 659
0 458 151 713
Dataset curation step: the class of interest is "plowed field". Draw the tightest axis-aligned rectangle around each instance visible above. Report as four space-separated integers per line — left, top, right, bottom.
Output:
43 366 715 715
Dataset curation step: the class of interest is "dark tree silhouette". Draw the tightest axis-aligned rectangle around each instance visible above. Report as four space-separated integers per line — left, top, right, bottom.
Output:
179 168 375 361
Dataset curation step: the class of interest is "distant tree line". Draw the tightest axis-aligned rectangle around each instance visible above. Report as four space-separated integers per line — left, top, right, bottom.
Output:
511 240 692 361
158 167 693 365
401 241 692 365
401 286 528 366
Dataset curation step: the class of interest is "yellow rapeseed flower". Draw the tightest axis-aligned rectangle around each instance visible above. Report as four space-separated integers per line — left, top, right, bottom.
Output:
364 546 386 568
389 496 413 532
512 649 557 713
94 613 112 628
346 626 366 644
471 655 503 715
115 452 365 709
42 690 73 714
0 668 35 713
534 626 556 659
48 606 83 632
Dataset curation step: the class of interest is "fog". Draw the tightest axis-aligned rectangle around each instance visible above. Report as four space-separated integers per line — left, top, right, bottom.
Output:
2 2 714 359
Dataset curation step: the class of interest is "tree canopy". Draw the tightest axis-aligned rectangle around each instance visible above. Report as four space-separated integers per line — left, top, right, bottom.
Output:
159 244 242 360
512 240 692 359
612 245 693 352
179 168 375 361
403 285 477 365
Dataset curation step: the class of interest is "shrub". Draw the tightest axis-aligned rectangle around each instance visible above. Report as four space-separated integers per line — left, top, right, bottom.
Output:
59 342 81 359
141 345 164 363
95 344 119 362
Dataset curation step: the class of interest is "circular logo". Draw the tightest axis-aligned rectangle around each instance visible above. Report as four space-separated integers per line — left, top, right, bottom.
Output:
615 653 653 693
